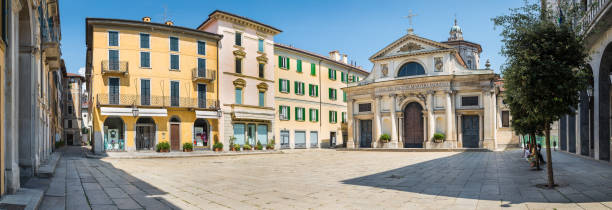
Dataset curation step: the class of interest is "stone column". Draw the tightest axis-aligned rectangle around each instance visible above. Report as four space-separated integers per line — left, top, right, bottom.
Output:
374 95 382 148
347 99 356 148
427 91 435 142
390 94 398 148
445 91 455 143
482 90 495 149
457 114 463 148
479 113 484 147
399 117 404 148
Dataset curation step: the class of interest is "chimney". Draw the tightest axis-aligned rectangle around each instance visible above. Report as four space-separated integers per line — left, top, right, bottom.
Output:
142 16 151 22
342 54 348 64
329 50 340 61
165 20 174 26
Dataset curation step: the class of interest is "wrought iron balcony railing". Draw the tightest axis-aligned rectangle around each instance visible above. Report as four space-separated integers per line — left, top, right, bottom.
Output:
192 68 216 82
101 60 129 75
581 0 611 32
97 93 219 109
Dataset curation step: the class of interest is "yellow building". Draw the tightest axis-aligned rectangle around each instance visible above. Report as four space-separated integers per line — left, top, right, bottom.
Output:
86 17 222 153
274 44 368 149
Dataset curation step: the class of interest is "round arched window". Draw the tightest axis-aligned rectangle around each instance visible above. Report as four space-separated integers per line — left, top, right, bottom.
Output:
397 62 426 77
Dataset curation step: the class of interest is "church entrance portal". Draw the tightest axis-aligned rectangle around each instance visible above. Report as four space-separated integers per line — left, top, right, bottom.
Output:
403 102 424 148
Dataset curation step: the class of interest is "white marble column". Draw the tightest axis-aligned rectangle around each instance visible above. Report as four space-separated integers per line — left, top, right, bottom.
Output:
427 91 435 142
445 91 454 141
347 99 356 148
390 94 398 147
374 95 382 148
483 90 496 149
457 114 463 148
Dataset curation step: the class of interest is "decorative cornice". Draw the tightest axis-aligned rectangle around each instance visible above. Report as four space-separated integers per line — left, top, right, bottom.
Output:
233 78 246 88
369 34 455 61
233 49 246 58
204 11 282 35
257 82 268 92
223 72 274 82
256 54 268 64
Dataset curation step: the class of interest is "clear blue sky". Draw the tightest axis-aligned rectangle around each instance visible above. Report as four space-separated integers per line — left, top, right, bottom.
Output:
60 0 529 75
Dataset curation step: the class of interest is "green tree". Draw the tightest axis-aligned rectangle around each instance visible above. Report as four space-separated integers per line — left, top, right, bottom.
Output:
493 1 591 188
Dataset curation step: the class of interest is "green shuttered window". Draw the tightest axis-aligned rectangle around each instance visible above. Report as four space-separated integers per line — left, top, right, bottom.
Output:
297 60 302 72
311 63 316 75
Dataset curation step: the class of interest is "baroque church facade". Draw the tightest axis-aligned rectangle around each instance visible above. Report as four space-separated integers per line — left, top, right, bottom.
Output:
344 21 518 150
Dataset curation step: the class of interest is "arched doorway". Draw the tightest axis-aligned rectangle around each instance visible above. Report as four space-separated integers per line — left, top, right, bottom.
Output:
103 117 125 151
169 116 181 151
193 119 209 148
595 42 612 161
403 102 424 148
136 117 156 150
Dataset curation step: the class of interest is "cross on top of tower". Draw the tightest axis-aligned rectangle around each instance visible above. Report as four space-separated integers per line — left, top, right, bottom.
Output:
404 10 417 34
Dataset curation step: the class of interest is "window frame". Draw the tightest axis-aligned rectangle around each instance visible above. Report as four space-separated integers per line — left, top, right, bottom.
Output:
258 91 265 107
140 51 151 68
295 107 305 121
169 36 179 52
139 33 150 49
501 111 510 127
108 30 119 47
108 49 120 70
170 80 180 106
197 83 207 108
258 38 264 52
279 79 290 93
235 58 242 74
329 88 337 100
461 96 479 107
235 31 242 46
295 81 305 95
170 54 180 70
235 87 243 104
358 103 372 112
258 63 265 78
197 40 206 55
279 105 290 121
140 79 151 106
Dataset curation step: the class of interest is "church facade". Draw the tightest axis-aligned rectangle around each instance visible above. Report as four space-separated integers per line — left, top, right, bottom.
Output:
344 22 518 150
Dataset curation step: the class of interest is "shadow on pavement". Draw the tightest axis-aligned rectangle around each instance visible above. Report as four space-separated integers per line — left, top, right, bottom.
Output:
341 150 612 205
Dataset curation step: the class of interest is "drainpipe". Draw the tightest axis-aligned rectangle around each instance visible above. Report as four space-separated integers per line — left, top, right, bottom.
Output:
318 59 322 147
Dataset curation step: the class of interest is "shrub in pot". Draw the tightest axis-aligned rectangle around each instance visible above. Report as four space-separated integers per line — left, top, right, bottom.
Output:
255 141 263 150
266 139 275 150
213 141 223 152
229 136 237 151
379 134 391 143
232 144 241 151
183 142 193 152
433 133 445 143
243 143 252 151
156 141 170 152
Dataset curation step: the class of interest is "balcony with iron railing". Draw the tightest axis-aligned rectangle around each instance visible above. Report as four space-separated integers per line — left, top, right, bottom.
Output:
96 93 219 110
192 68 216 82
101 60 129 76
581 0 611 33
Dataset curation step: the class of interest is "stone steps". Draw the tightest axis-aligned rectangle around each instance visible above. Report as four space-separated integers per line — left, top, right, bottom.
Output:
0 188 44 210
37 151 62 178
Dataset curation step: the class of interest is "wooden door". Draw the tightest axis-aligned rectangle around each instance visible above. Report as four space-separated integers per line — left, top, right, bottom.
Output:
359 120 372 148
403 102 424 148
170 124 180 150
462 115 479 148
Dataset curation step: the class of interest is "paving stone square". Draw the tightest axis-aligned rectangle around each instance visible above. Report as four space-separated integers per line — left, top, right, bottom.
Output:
41 147 612 209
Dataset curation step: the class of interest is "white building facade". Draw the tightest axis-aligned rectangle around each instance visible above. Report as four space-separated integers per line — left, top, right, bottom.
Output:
344 23 518 150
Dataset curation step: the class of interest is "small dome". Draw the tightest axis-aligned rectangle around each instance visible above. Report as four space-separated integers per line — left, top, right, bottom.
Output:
450 25 461 32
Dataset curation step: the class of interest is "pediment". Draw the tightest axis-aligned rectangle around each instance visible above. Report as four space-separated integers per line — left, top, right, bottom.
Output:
370 34 454 61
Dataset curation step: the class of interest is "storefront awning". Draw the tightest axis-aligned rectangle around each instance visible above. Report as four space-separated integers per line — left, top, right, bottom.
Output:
233 107 275 121
100 107 133 116
138 108 167 117
196 110 219 119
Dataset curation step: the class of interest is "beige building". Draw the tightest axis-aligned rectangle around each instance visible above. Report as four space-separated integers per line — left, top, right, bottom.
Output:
344 21 518 150
64 73 85 146
274 44 368 149
198 10 281 149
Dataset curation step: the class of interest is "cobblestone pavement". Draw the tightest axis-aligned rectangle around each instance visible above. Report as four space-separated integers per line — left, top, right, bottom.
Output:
41 148 612 209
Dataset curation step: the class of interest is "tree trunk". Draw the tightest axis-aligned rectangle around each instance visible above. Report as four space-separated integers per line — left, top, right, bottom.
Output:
531 133 540 170
545 126 555 188
540 0 548 19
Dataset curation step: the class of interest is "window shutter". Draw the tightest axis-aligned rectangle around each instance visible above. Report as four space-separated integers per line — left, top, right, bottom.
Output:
294 81 298 94
316 85 318 97
279 79 282 92
328 68 332 79
286 57 290 69
341 72 345 82
297 60 302 72
316 109 319 121
279 56 282 68
328 88 332 99
288 106 291 120
311 63 316 75
329 111 331 123
301 83 305 95
279 105 282 119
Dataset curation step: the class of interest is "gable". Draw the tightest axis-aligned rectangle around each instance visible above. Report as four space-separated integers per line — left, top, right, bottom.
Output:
369 34 455 61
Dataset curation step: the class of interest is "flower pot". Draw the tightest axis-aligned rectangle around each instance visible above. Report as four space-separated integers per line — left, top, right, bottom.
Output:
183 148 192 152
160 149 169 153
214 148 221 152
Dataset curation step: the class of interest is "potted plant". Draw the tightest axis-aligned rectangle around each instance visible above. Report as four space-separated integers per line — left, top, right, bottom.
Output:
183 142 193 152
156 141 170 152
266 139 275 150
243 141 252 151
229 136 237 151
213 141 223 152
433 133 445 143
233 144 241 151
379 134 391 143
255 141 263 150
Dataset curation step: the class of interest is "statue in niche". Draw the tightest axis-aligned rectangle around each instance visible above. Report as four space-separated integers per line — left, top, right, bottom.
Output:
434 57 443 72
381 64 389 77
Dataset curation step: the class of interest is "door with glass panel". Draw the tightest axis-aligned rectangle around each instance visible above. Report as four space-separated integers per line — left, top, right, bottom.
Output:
170 81 179 106
233 124 245 145
197 84 206 108
295 131 306 148
109 78 119 104
257 125 268 146
310 131 318 148
247 124 256 145
280 131 290 149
